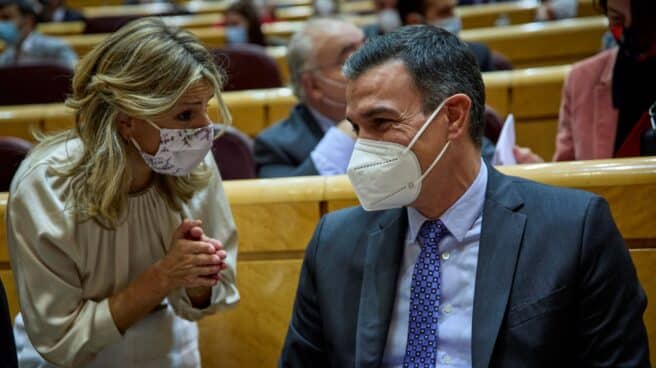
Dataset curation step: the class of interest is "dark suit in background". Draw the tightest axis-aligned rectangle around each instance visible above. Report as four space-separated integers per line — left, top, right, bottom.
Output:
254 104 323 178
280 163 650 367
0 279 17 368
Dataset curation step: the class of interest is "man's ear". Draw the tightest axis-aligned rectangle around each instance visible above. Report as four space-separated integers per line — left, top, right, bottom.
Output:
444 94 471 141
405 12 424 25
301 72 322 102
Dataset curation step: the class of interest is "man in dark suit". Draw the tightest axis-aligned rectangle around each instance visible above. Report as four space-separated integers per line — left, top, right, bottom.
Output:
254 18 363 178
279 26 649 367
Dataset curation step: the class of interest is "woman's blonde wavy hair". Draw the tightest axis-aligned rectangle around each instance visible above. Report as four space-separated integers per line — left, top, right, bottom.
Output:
34 17 232 228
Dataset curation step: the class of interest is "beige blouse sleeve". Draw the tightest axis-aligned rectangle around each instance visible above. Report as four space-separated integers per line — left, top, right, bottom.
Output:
167 154 240 320
7 166 122 367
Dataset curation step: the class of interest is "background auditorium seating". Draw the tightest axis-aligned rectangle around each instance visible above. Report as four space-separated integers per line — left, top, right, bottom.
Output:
212 44 283 92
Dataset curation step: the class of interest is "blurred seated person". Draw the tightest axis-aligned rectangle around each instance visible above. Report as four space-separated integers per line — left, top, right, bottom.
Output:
38 0 84 22
398 0 500 72
553 0 656 160
0 0 77 68
313 0 339 16
535 0 578 21
254 18 363 178
362 0 402 39
224 0 266 46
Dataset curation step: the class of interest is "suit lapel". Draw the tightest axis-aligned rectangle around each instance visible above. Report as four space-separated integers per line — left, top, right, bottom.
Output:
355 209 407 368
472 166 527 368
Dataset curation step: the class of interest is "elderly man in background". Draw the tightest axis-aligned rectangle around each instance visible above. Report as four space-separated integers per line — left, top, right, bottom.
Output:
279 25 648 367
0 0 77 68
254 18 363 178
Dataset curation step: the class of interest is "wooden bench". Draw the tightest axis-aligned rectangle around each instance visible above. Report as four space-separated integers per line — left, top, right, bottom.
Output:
0 64 568 159
461 16 607 68
1 157 655 367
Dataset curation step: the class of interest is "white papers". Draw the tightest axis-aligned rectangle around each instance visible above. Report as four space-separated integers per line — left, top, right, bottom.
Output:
493 114 517 166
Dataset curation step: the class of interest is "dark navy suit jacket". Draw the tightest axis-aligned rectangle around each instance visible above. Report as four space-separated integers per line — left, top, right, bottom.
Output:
280 163 650 367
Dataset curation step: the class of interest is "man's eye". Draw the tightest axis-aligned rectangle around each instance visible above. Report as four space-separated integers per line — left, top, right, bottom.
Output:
177 110 192 121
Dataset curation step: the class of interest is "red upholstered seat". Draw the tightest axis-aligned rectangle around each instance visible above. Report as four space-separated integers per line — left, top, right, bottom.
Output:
212 124 256 180
0 64 73 105
211 44 283 92
484 105 503 144
0 136 33 191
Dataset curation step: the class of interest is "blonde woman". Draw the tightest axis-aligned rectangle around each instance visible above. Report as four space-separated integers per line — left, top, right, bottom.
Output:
6 18 239 367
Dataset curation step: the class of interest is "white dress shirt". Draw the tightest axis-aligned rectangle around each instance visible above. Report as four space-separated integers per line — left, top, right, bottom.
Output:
382 160 488 367
307 107 355 175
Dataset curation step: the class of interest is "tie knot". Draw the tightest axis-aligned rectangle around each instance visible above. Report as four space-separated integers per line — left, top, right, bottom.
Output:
417 219 450 249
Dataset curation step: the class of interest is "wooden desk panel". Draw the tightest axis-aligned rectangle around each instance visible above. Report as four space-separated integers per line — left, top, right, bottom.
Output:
514 118 558 160
198 259 303 368
462 17 607 68
511 65 571 119
231 203 319 254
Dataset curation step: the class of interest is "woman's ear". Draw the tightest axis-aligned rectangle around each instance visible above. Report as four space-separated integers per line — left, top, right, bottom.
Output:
116 112 135 141
445 94 471 141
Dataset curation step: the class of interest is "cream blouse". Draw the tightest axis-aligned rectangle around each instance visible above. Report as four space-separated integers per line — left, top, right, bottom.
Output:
6 138 240 367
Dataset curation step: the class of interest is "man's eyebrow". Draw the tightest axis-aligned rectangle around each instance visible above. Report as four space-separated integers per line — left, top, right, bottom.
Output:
361 106 399 118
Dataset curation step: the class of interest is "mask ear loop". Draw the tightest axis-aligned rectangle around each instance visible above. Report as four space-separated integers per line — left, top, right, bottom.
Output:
402 97 451 155
130 119 160 153
403 97 454 182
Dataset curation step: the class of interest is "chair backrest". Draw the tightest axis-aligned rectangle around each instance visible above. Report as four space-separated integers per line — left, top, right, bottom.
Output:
211 44 283 92
212 124 256 180
83 15 140 33
0 137 32 192
83 7 189 34
491 50 513 71
484 105 503 144
0 64 73 105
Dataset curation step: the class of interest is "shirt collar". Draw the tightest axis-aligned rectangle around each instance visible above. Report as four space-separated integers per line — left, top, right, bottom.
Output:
21 31 38 53
53 8 66 22
407 159 488 244
307 106 337 133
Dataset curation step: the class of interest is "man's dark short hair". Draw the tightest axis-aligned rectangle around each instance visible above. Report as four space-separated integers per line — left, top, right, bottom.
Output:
343 25 486 146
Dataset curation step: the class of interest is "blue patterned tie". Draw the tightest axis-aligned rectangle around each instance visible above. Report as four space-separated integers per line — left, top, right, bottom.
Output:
403 219 450 368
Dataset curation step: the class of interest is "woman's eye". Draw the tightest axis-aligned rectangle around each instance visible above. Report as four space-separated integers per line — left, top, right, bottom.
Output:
177 110 192 121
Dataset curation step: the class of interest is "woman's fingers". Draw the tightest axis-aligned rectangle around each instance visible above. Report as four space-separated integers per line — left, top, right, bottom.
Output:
193 264 223 276
181 240 216 255
173 219 202 240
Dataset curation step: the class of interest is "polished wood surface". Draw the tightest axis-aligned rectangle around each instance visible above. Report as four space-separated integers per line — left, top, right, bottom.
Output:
43 0 597 37
8 15 607 80
0 158 655 366
461 16 607 68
